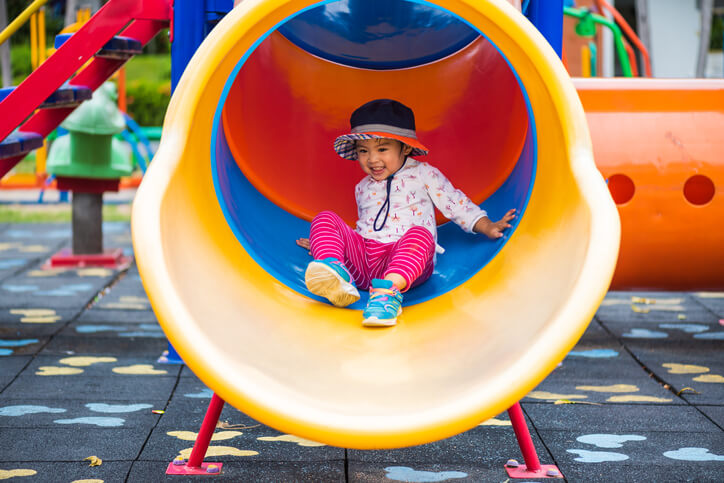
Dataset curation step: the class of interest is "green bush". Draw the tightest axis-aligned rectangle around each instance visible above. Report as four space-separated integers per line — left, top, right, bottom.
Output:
126 80 170 126
11 44 32 82
125 54 171 84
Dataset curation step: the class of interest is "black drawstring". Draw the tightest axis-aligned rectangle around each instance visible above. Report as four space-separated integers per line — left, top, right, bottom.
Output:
373 159 406 232
373 176 394 232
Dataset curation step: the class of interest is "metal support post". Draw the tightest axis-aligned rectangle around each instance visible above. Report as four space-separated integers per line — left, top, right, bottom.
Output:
505 402 563 479
72 192 103 254
167 393 225 475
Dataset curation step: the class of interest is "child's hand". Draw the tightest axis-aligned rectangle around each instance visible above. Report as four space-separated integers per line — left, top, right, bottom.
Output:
296 238 312 255
474 209 516 239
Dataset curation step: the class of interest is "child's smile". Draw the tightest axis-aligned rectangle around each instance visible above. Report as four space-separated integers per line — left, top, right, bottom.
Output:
356 138 412 181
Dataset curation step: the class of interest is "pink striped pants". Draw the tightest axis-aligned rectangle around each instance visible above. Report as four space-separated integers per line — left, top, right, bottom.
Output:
309 211 435 292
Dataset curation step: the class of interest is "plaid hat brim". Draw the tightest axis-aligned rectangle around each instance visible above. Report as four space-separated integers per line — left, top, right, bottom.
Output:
334 131 429 161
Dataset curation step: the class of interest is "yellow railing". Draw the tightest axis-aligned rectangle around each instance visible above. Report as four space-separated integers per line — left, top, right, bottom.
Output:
30 7 46 70
29 6 48 172
0 0 48 47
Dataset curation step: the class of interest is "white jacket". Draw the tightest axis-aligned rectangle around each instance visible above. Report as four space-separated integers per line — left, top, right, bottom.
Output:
354 158 487 253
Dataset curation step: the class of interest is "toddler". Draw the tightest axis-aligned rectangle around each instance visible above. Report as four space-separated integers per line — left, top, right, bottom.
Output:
297 99 516 327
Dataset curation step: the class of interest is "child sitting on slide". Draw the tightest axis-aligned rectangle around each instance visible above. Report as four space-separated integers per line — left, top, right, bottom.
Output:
296 99 516 327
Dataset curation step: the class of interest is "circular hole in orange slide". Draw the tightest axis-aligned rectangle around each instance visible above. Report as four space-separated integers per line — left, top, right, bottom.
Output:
607 174 635 205
683 174 715 206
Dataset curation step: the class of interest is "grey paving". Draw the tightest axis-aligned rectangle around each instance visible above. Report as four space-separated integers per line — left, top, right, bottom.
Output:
0 462 132 483
129 460 346 482
0 355 31 379
16 355 181 377
523 402 721 432
0 428 150 461
40 334 166 355
624 345 724 406
0 355 30 391
61 319 165 339
153 397 260 430
0 308 82 337
0 398 166 428
349 462 505 482
698 405 724 429
692 293 724 318
140 421 345 463
527 349 684 405
575 317 619 345
0 222 721 482
2 374 178 401
0 337 47 355
76 308 159 324
539 430 724 482
348 425 546 464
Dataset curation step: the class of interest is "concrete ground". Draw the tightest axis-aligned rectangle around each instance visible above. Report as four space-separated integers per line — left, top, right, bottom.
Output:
0 222 722 482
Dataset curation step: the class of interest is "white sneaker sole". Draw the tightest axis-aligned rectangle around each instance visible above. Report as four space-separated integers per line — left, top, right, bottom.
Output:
362 307 402 327
305 261 360 307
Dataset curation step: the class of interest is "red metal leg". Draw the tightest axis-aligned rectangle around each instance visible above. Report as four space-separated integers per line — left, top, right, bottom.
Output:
166 393 225 475
505 402 563 479
509 402 542 471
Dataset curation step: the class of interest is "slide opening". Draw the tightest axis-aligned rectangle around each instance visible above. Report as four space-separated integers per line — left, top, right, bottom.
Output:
133 0 619 449
212 0 536 308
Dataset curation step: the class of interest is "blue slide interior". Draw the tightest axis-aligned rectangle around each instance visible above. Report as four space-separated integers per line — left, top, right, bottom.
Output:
278 0 479 69
211 0 536 309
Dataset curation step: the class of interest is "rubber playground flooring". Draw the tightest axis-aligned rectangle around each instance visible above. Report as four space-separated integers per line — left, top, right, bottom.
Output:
0 222 722 482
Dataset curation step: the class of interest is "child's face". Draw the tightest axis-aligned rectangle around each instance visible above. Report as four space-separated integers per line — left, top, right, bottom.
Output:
355 138 412 181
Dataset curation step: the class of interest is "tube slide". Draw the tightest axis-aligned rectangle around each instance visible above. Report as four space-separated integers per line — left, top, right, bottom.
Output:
132 0 619 449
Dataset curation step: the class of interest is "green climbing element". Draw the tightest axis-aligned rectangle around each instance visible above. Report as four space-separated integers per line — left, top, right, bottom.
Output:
564 7 633 77
47 83 133 179
575 10 597 38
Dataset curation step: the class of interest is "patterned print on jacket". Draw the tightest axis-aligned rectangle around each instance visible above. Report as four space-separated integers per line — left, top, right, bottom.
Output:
355 158 486 253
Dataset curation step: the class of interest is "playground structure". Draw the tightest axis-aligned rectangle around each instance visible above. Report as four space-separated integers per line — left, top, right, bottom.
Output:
0 0 166 268
0 0 722 479
0 0 155 191
562 0 653 79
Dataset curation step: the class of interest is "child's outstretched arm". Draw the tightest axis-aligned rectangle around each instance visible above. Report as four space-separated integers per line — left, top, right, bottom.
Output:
473 209 517 239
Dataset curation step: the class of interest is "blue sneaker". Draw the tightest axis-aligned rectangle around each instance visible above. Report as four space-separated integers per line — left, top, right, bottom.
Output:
362 279 403 327
305 258 360 307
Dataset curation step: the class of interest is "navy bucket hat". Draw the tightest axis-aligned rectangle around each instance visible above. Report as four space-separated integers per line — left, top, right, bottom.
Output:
334 99 429 161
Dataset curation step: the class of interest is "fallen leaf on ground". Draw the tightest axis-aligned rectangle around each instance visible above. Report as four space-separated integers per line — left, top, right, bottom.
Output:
676 387 701 396
84 456 102 467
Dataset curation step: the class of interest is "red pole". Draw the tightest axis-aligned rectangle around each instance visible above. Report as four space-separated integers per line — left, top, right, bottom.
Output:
507 402 542 472
187 393 225 468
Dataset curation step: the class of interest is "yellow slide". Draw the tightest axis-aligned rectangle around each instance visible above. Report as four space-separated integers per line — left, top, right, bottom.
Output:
132 0 619 449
